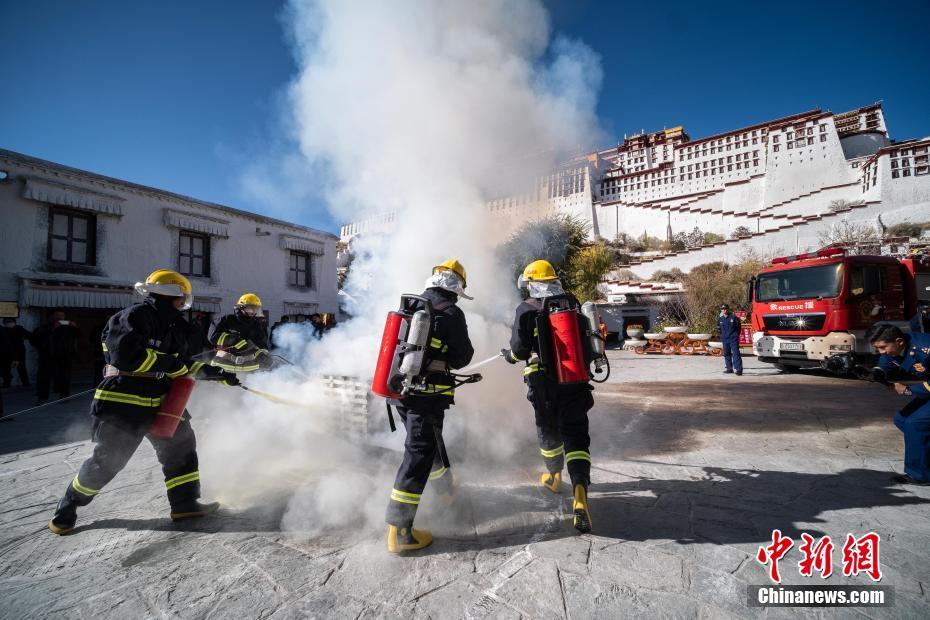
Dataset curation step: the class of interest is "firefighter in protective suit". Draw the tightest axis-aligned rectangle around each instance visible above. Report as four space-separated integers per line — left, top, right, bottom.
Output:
208 293 271 374
501 260 595 533
386 259 474 552
48 270 232 535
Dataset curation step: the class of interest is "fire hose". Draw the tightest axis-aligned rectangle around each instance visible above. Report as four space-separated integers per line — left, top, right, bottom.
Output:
198 374 309 408
238 385 309 408
458 353 505 374
1 389 96 421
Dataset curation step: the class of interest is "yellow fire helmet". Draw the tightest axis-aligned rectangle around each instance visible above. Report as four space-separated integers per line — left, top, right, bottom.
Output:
134 269 193 310
433 259 468 288
236 293 262 307
522 260 558 282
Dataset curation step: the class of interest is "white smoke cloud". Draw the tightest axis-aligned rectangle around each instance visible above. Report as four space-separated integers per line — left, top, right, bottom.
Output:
200 0 603 537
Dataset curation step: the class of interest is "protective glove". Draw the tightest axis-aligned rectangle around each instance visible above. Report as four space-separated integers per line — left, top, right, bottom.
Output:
501 348 518 365
220 371 241 386
256 348 274 369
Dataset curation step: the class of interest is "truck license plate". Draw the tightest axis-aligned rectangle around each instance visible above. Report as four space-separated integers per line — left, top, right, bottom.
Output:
781 342 804 351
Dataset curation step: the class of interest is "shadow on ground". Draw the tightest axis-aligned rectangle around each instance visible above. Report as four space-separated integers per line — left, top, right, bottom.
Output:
588 377 898 458
0 386 95 456
418 466 929 555
68 466 926 559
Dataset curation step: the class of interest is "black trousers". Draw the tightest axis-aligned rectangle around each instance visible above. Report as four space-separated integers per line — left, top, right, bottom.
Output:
63 415 201 508
1 358 29 387
385 401 454 527
36 358 72 400
526 373 594 488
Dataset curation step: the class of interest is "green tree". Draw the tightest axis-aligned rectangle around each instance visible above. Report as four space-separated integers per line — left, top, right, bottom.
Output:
651 268 686 283
498 214 589 289
888 222 926 238
661 235 687 252
566 243 614 302
731 225 753 239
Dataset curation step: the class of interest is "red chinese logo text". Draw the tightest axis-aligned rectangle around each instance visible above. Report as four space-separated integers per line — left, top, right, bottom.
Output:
756 529 794 584
756 531 882 583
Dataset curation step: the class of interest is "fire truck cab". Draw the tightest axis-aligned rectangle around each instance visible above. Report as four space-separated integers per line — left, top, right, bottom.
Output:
750 247 930 372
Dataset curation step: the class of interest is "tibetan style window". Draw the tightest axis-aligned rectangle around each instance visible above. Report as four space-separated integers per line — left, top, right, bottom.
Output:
289 251 313 288
48 207 96 265
179 232 210 277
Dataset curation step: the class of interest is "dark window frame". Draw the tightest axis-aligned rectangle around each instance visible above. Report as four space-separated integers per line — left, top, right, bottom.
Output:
289 250 313 288
47 207 96 265
849 264 886 298
178 231 210 278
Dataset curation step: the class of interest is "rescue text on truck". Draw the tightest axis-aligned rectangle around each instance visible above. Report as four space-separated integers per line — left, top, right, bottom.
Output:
747 247 930 374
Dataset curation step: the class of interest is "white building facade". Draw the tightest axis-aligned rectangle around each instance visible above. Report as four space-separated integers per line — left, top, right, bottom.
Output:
0 148 338 377
341 103 930 280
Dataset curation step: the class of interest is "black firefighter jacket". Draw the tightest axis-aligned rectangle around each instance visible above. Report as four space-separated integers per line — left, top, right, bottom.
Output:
208 310 269 351
92 296 207 430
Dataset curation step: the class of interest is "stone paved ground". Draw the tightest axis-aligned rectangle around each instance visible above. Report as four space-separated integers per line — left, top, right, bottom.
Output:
2 352 929 619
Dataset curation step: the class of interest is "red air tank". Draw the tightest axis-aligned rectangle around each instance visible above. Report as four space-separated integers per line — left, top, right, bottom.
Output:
150 375 196 438
371 312 405 398
548 309 588 384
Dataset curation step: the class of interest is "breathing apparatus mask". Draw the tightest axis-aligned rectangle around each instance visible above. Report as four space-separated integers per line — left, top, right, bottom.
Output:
238 305 261 318
516 274 565 299
425 269 473 300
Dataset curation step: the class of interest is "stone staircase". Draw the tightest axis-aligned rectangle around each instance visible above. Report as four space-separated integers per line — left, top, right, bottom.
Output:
624 200 878 275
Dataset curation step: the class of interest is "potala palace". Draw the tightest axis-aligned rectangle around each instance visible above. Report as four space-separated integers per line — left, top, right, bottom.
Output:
341 103 930 278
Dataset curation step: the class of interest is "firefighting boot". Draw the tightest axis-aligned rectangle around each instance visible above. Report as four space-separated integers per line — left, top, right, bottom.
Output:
540 472 562 493
572 484 592 534
387 525 433 553
48 497 78 535
170 500 220 521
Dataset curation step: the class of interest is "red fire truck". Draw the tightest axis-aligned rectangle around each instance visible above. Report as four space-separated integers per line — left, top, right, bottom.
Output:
749 247 930 373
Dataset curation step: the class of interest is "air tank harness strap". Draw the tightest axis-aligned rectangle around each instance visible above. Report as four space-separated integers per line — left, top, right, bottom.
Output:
434 424 450 469
386 402 397 432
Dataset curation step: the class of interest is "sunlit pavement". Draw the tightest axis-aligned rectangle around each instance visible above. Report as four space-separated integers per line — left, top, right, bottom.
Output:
2 351 929 618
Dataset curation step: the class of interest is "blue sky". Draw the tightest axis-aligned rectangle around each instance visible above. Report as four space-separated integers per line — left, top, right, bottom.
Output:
1 0 928 234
